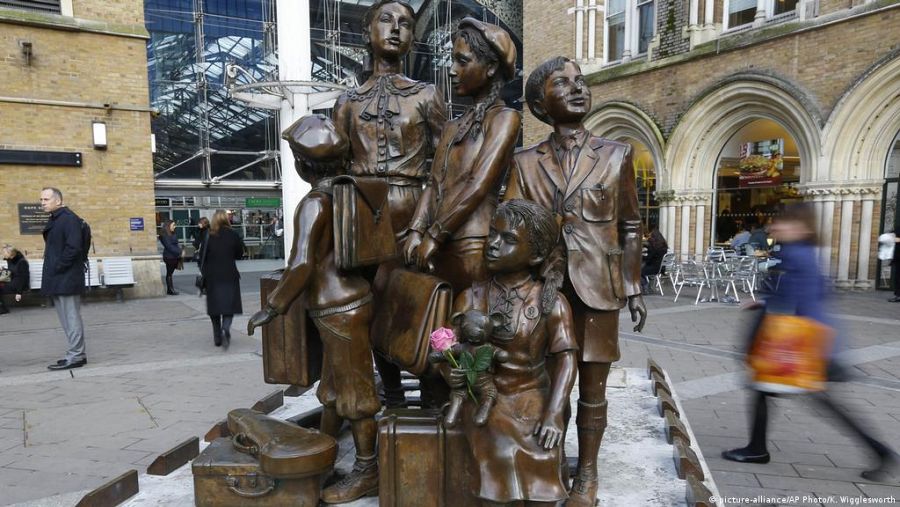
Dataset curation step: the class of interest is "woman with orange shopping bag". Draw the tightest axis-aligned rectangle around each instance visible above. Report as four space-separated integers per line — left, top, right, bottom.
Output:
722 203 898 482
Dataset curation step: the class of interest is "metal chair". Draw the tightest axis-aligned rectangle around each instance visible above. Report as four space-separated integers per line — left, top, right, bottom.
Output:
673 260 711 304
646 252 676 296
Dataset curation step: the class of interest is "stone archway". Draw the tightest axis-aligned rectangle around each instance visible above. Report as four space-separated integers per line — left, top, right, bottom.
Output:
585 101 666 185
662 74 822 257
666 74 822 192
819 53 900 287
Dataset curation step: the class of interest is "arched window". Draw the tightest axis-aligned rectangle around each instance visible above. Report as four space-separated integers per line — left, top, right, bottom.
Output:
713 119 801 245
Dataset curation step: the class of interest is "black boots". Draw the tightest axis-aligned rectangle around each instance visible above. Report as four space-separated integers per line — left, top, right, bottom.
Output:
211 316 223 346
165 275 178 295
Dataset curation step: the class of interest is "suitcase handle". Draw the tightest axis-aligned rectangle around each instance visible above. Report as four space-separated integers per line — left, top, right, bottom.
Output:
231 433 259 456
225 474 275 498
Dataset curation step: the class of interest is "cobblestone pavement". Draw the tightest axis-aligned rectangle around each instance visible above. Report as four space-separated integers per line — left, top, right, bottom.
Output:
0 262 898 506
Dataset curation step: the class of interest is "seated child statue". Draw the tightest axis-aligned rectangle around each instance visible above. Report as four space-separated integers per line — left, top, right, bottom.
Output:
247 114 381 504
428 309 509 428
448 199 578 507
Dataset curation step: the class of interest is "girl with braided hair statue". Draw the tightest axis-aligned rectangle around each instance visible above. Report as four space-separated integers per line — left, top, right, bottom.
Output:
403 17 520 295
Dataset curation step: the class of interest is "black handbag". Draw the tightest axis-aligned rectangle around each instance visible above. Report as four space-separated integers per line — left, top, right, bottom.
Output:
195 232 209 291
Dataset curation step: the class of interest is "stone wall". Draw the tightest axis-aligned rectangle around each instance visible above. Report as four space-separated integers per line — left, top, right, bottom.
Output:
0 1 162 297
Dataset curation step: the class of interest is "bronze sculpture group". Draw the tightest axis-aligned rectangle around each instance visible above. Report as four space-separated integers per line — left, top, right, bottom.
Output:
236 2 647 506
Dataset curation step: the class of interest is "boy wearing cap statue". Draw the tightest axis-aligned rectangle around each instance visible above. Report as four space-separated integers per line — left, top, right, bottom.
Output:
403 17 520 293
247 115 381 504
505 56 647 505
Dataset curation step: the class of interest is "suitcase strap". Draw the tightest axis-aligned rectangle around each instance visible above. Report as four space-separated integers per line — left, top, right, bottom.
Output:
232 433 259 457
225 474 275 498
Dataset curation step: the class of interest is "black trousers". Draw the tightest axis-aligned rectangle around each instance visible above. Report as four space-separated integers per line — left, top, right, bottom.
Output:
893 260 900 297
745 390 891 459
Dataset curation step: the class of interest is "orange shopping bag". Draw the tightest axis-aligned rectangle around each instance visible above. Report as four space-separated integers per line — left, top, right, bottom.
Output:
747 314 834 393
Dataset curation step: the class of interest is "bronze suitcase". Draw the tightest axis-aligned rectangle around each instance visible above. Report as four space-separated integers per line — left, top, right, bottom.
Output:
259 271 322 387
378 408 477 507
332 175 397 271
192 436 331 507
371 269 452 376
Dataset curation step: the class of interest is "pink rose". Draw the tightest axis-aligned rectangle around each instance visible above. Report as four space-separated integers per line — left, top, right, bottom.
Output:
430 327 457 352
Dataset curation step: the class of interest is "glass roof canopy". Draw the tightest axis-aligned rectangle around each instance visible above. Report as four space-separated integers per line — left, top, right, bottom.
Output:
146 0 522 187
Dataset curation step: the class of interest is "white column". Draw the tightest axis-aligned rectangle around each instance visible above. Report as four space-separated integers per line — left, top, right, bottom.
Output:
667 206 677 255
60 0 73 16
659 204 668 242
575 0 585 60
813 199 825 265
694 204 706 255
704 0 714 24
588 0 598 61
277 0 312 263
856 198 875 282
690 0 699 26
622 0 634 62
681 204 691 257
820 199 836 276
837 199 854 280
754 0 768 25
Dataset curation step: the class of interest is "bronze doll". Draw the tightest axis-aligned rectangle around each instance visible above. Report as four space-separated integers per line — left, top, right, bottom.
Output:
247 115 380 504
505 56 647 506
449 199 578 507
428 309 509 428
403 17 521 294
332 0 447 409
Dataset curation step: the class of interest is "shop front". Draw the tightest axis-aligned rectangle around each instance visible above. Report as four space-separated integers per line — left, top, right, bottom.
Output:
713 119 803 248
154 194 285 259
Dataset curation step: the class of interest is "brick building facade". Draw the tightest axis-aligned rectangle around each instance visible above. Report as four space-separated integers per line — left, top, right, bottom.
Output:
523 0 900 289
0 0 162 296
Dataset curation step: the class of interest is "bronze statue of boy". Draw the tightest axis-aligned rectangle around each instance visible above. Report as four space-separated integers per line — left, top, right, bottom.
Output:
505 56 647 506
247 115 380 504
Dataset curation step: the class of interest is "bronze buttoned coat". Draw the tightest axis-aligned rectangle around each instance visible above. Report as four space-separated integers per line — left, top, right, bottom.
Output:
333 74 446 237
506 135 642 311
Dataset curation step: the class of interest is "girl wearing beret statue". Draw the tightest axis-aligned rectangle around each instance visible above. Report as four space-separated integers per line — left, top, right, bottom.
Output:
404 17 521 294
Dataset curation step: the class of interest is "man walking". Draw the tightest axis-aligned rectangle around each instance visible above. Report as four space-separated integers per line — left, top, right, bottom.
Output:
40 187 88 370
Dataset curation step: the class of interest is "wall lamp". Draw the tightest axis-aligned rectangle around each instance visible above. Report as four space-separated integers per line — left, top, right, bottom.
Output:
92 122 108 150
20 41 32 66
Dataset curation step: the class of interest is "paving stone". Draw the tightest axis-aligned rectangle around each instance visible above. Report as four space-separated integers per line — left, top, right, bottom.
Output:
756 475 864 496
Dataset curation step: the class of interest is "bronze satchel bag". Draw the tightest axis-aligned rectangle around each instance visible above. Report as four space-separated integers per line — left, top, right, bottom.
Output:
332 175 397 271
371 269 452 376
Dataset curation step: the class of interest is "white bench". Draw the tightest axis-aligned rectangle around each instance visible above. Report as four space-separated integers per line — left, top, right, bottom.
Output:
100 257 135 301
27 259 101 291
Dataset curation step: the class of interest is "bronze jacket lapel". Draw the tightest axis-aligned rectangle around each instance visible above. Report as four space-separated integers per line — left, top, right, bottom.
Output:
564 137 606 200
536 141 568 196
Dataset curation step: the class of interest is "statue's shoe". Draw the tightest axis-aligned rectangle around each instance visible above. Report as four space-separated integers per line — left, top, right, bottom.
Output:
320 461 378 504
567 476 598 507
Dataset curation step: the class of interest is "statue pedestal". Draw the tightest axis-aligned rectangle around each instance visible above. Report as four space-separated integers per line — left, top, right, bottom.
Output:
118 367 719 506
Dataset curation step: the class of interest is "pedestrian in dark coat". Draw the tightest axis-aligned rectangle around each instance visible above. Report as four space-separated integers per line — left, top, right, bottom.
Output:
201 210 245 348
39 187 88 370
0 245 30 314
159 220 181 295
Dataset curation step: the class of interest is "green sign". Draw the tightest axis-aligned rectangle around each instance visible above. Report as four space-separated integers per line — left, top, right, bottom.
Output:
245 197 282 208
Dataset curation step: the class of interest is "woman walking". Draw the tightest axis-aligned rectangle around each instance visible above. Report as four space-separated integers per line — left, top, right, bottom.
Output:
201 210 245 349
158 220 181 295
722 203 898 481
0 245 30 315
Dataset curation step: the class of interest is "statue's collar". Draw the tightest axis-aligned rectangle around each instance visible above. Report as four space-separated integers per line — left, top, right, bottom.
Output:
353 73 421 95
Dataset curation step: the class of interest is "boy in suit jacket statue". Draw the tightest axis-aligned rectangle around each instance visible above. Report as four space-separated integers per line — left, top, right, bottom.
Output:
505 56 647 506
